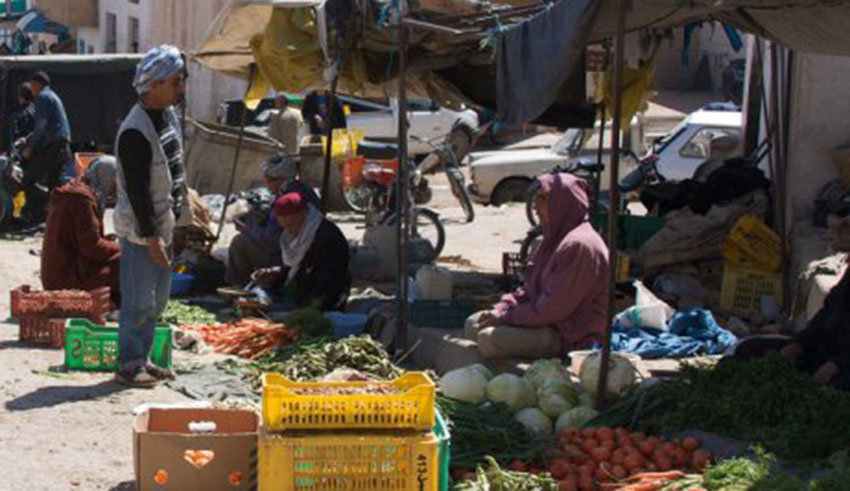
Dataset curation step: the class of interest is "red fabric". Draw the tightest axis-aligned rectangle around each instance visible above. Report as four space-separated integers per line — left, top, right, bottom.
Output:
496 173 609 350
274 192 305 216
41 180 120 292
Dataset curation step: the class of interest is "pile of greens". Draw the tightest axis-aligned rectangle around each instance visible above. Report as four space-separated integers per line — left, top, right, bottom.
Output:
451 457 558 491
437 395 545 470
591 354 850 461
286 306 332 338
161 301 218 326
217 335 401 390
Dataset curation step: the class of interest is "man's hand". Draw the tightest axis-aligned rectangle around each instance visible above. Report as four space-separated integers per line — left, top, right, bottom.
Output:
251 267 282 287
814 361 839 385
477 311 503 329
21 146 33 160
780 343 804 365
146 236 170 269
313 115 324 131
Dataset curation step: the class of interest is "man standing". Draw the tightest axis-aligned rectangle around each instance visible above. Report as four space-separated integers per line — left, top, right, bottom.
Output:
20 71 71 223
114 45 187 388
267 93 303 155
301 89 346 136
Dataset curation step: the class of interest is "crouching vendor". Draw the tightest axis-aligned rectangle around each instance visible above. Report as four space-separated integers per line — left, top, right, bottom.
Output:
251 192 351 311
465 173 609 359
729 263 850 390
41 157 120 294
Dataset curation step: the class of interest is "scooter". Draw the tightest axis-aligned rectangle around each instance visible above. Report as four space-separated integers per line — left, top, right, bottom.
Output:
0 143 27 230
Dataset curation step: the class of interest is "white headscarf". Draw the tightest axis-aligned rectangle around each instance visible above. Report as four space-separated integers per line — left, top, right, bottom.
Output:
279 204 323 285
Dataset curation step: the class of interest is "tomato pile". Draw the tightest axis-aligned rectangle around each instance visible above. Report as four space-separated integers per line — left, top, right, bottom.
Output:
538 427 712 490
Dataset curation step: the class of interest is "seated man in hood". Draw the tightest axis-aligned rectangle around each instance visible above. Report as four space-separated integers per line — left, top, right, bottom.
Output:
41 157 120 295
226 153 320 287
466 173 609 359
251 192 351 311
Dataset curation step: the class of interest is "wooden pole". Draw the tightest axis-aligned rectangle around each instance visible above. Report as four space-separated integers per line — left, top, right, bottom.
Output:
396 0 411 352
215 64 255 241
595 0 629 411
320 76 339 213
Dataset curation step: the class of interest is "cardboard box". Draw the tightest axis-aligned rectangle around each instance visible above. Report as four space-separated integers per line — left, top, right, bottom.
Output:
134 408 258 491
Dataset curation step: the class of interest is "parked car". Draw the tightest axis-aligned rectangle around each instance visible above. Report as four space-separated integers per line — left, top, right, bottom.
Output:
467 109 742 205
217 95 479 160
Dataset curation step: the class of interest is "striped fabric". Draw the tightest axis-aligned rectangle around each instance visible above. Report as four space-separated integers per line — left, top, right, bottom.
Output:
159 112 185 218
133 44 184 96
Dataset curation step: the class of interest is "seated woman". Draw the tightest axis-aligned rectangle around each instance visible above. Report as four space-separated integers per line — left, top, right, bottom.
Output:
41 157 120 294
465 173 609 359
729 263 850 390
252 192 351 311
226 153 320 287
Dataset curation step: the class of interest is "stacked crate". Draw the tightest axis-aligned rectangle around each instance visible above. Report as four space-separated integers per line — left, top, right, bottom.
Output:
10 285 110 348
258 372 449 491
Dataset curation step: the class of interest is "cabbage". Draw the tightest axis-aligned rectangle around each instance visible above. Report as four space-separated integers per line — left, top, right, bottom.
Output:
579 351 637 399
515 407 553 435
578 392 595 408
537 379 580 417
555 406 599 432
438 366 490 404
524 359 570 390
486 373 535 412
469 364 493 381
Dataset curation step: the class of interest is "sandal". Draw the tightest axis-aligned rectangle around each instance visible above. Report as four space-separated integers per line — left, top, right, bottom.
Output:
115 367 159 388
145 364 175 381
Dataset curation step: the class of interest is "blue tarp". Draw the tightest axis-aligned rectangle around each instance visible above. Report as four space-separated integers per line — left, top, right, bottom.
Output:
609 308 738 359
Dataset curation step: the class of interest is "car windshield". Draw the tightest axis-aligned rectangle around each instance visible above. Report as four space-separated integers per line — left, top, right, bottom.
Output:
654 120 688 153
551 128 585 155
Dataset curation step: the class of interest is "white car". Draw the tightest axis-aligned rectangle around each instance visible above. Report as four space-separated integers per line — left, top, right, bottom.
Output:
467 108 742 205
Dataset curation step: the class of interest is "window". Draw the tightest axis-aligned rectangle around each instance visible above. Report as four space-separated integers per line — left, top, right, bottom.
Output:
105 13 117 53
128 16 139 53
679 127 742 159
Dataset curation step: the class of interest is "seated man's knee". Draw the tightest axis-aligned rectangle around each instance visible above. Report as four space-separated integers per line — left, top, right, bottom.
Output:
476 327 501 359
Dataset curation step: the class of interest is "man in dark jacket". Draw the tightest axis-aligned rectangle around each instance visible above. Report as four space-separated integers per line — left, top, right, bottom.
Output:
301 89 346 136
252 192 350 311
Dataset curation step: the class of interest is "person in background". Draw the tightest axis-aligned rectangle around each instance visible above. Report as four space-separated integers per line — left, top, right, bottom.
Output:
226 154 320 287
114 45 187 388
465 173 609 359
301 89 346 136
12 82 35 144
729 262 850 390
19 71 72 223
267 93 303 155
41 157 120 295
251 192 350 312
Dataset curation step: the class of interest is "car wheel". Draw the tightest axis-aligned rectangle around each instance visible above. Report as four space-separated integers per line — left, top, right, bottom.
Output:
448 128 471 165
491 178 532 206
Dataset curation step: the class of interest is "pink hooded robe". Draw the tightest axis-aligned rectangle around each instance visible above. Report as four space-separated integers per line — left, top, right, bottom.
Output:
495 173 609 350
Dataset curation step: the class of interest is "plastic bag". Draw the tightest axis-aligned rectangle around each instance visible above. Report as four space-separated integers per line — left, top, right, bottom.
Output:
614 280 674 331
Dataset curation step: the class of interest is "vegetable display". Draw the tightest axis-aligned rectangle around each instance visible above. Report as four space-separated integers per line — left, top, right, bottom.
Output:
439 365 492 404
451 456 560 491
538 379 580 418
579 352 638 399
486 373 536 413
285 306 332 338
590 354 850 460
437 395 544 470
161 301 218 326
524 359 572 391
555 407 599 433
181 318 297 359
514 407 553 435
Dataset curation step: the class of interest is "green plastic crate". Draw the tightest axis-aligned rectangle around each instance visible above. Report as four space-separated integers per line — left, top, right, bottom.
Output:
64 319 172 372
434 409 450 491
410 300 477 329
591 213 664 250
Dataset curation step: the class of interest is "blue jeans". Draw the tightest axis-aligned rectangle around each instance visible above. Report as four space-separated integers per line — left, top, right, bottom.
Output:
118 239 171 371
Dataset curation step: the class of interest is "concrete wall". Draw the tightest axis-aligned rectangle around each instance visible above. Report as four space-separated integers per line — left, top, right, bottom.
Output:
95 0 246 121
35 0 97 28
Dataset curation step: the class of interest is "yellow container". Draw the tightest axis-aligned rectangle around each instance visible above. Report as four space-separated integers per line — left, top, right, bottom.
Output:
720 262 783 317
258 426 439 491
722 214 782 272
262 372 435 432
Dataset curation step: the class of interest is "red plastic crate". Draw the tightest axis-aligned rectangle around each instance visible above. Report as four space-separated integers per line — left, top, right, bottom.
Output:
10 285 109 324
18 316 66 348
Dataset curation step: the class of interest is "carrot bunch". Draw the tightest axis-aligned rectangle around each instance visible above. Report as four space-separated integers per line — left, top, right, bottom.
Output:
182 318 298 359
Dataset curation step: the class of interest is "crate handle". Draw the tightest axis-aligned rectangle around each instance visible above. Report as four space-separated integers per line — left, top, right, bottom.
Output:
184 449 215 469
188 421 217 433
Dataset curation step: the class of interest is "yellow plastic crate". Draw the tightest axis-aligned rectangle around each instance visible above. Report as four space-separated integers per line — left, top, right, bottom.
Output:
262 372 435 432
722 214 782 272
720 262 783 317
258 426 438 491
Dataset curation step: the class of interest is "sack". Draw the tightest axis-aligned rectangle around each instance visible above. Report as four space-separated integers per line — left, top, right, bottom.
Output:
614 280 674 331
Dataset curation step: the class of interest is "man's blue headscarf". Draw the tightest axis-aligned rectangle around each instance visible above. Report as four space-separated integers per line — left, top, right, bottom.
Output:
133 44 184 96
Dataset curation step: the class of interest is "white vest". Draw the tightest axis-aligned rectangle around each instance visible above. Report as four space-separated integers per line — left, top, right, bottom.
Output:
113 103 180 245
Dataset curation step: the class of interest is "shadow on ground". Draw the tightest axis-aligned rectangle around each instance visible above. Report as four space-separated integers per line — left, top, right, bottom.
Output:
109 481 135 491
5 379 127 411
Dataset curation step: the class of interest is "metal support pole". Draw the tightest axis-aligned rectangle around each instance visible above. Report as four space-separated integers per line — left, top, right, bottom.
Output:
396 0 411 353
216 65 255 241
596 0 629 411
320 77 339 214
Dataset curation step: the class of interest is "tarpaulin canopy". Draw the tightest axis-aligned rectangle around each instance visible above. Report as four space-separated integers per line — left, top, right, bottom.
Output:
194 0 850 126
